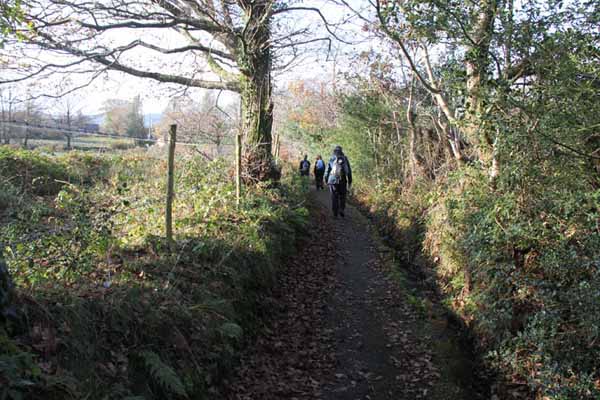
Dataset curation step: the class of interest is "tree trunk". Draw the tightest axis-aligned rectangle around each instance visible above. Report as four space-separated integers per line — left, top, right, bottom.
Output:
407 117 423 179
238 2 279 183
215 136 222 158
0 119 5 145
464 0 497 163
406 78 426 179
439 119 466 165
0 257 16 322
240 74 276 182
422 47 466 165
490 129 500 186
272 132 281 160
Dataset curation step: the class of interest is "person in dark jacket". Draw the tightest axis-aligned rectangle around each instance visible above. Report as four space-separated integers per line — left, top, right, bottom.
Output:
299 155 310 177
314 154 325 190
325 145 352 217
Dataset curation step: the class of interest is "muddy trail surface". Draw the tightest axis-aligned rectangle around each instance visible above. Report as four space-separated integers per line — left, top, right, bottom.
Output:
224 188 486 400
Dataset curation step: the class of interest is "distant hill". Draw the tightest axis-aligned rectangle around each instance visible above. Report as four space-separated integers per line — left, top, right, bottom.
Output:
85 113 162 129
88 114 104 126
144 113 162 128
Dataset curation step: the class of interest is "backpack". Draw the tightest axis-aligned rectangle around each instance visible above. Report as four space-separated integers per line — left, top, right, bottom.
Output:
316 159 325 170
328 156 348 184
301 160 309 172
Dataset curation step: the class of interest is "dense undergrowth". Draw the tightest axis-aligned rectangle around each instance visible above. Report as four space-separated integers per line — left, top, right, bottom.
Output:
0 146 308 399
289 40 600 395
353 169 600 398
329 88 600 397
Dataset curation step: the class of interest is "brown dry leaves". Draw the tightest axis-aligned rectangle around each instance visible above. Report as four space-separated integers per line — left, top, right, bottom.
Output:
223 206 337 399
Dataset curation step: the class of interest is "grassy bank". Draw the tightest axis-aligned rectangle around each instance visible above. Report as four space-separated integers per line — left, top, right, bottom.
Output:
353 169 600 399
0 147 308 399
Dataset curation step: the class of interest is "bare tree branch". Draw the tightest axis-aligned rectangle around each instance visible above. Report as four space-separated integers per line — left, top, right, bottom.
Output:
272 6 354 45
30 31 240 91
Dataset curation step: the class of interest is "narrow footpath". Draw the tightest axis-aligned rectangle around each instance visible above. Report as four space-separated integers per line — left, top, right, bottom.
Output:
224 188 485 399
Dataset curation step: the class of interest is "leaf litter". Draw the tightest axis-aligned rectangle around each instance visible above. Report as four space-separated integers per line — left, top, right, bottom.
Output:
224 191 484 399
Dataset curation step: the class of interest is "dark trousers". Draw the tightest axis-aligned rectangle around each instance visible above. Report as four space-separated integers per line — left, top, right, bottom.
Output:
315 170 325 189
329 182 347 216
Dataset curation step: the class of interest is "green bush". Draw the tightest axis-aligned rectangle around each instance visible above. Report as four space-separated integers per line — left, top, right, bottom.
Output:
430 167 600 397
60 152 113 185
0 147 68 195
0 150 308 399
110 141 134 150
360 164 600 398
0 148 112 198
0 180 21 212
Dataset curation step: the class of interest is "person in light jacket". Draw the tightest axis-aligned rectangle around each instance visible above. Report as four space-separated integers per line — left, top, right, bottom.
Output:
325 146 352 218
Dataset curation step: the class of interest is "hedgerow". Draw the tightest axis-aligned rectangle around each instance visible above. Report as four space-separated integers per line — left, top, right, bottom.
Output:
350 163 600 399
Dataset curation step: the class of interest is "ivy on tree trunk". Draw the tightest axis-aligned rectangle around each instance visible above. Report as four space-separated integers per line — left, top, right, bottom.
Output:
237 2 279 182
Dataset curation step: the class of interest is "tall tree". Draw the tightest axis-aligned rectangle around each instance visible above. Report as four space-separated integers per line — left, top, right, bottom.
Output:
126 95 146 139
12 97 43 147
0 86 18 144
8 0 341 180
373 0 499 167
102 99 130 134
277 80 339 145
371 0 598 176
159 92 238 157
55 94 88 149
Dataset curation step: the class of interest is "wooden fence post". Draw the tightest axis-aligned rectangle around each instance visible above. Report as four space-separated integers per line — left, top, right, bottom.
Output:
166 124 177 248
235 131 242 207
272 132 280 162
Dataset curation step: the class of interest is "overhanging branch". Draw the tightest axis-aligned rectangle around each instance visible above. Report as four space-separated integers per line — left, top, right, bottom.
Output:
33 32 240 92
135 40 234 60
272 6 353 45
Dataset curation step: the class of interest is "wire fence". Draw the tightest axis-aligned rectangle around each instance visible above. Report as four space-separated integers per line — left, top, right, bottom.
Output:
0 121 308 244
0 120 236 157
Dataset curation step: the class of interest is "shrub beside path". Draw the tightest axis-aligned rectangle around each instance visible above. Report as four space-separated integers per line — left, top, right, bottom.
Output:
224 188 487 399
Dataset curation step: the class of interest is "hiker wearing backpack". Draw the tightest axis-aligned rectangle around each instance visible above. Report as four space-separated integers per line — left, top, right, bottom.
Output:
325 146 352 218
299 155 310 177
314 155 326 190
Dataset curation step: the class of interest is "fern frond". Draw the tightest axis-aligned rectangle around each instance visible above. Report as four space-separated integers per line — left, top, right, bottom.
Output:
139 351 188 398
219 322 243 339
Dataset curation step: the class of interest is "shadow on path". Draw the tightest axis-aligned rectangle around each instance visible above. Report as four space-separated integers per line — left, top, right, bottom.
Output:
225 187 484 399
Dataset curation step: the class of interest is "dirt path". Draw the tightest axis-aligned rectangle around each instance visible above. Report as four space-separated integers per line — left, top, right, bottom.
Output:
224 188 485 399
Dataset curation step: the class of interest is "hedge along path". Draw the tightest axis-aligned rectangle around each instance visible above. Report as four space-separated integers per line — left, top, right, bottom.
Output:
225 187 487 399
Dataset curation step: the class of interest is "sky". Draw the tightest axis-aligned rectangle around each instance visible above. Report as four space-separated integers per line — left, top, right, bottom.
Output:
0 0 373 116
3 0 581 117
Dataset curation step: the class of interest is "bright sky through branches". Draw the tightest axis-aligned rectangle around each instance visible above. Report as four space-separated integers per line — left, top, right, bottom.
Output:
0 0 368 115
